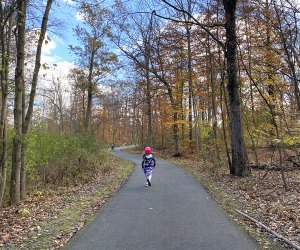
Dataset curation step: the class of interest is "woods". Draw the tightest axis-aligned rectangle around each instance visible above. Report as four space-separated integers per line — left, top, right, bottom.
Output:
0 0 300 248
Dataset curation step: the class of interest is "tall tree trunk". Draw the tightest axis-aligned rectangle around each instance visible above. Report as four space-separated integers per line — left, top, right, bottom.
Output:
0 0 5 208
265 0 276 136
22 0 53 135
82 90 85 128
132 88 138 144
223 0 248 177
111 87 116 144
186 24 193 149
183 1 193 149
216 4 231 168
145 61 153 146
144 14 154 147
208 44 221 166
20 68 25 200
220 76 232 169
192 94 201 157
0 2 13 207
20 0 53 200
159 98 166 149
85 50 95 131
173 106 180 156
11 0 26 205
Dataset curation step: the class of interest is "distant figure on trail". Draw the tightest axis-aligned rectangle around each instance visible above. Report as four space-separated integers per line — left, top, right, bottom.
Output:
111 143 115 151
142 146 156 187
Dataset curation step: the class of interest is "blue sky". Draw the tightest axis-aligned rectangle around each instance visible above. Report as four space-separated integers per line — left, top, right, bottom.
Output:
41 0 82 65
39 0 125 90
35 1 83 105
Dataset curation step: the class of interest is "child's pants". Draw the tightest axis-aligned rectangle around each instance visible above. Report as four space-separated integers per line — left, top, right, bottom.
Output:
144 167 154 180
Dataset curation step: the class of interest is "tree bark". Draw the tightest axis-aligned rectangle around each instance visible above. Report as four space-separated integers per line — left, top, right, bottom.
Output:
11 0 26 205
183 1 193 149
208 39 221 166
144 15 153 146
85 49 95 131
23 0 53 134
145 58 153 146
223 0 248 176
0 1 13 207
173 107 180 156
20 0 53 200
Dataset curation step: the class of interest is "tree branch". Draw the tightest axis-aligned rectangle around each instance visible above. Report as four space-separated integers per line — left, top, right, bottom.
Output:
152 10 201 26
156 1 225 49
236 210 300 250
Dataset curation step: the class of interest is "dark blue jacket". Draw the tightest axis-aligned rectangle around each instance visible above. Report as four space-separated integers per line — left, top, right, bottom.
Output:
142 154 156 170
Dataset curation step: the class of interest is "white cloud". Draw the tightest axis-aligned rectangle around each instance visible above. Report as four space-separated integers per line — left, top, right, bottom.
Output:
42 38 56 55
40 32 60 64
39 61 75 84
75 11 84 22
37 60 76 108
54 61 75 75
40 33 71 65
41 54 63 64
62 0 75 5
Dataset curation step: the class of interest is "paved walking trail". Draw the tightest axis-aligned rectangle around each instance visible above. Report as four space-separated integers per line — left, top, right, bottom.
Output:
64 148 258 250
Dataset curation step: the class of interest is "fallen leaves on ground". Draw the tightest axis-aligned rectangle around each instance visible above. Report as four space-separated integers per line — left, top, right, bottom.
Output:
216 169 300 248
0 158 133 249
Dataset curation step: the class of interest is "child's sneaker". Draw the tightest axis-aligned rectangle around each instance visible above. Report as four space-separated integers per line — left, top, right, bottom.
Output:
144 182 149 187
147 179 151 186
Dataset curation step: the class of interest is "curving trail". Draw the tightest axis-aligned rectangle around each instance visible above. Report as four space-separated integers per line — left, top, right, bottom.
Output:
64 147 258 250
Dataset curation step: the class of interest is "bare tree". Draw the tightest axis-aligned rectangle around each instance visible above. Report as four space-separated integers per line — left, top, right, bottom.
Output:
10 0 54 204
68 68 88 132
71 2 117 131
41 76 66 133
21 0 54 201
0 0 16 207
271 0 300 113
10 0 27 205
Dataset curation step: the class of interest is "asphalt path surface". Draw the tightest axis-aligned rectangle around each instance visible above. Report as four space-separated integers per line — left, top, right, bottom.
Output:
64 148 258 250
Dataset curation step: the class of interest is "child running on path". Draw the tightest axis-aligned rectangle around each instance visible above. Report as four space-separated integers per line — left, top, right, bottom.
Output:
142 146 156 187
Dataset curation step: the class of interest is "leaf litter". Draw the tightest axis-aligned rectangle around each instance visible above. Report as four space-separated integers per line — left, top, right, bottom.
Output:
0 158 133 249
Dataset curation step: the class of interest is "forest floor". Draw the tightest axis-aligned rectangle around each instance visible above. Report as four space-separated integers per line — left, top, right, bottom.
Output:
154 147 300 250
0 156 134 249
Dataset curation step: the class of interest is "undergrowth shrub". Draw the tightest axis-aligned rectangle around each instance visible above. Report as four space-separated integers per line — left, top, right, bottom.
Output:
26 131 110 189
